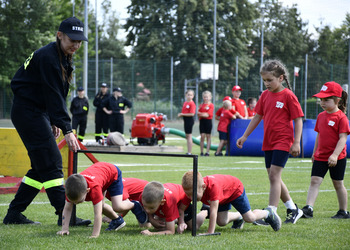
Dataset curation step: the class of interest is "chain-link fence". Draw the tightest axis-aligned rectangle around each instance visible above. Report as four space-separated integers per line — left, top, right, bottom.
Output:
0 56 349 120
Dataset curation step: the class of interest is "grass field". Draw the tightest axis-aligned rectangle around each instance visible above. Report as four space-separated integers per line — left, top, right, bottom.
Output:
0 136 349 249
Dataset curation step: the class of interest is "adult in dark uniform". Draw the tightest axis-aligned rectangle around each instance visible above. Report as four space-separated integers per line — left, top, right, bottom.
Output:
3 17 90 226
70 86 89 142
93 83 110 142
103 87 132 134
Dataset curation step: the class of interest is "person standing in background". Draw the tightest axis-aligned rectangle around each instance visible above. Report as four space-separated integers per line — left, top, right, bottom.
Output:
232 85 248 119
93 83 110 142
103 87 132 134
70 86 89 142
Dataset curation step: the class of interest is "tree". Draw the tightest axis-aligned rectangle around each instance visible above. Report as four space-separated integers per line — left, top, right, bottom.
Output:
124 0 258 84
0 0 72 88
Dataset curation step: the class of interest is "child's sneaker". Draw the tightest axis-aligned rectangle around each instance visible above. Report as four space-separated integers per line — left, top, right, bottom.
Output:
264 207 281 231
131 201 148 224
200 152 204 156
214 152 223 156
331 210 350 219
253 219 269 226
231 218 245 229
301 205 313 218
105 217 126 231
284 204 303 224
204 152 210 156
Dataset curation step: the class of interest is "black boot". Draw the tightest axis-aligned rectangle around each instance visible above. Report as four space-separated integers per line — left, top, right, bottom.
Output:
57 213 91 226
3 209 41 225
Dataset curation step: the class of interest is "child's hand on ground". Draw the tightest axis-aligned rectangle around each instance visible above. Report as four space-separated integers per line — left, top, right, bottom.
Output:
177 223 187 234
141 229 152 235
57 230 69 236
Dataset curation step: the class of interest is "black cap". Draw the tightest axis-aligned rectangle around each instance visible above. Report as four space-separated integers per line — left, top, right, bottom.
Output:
59 17 88 42
77 86 84 91
113 87 123 92
101 83 107 87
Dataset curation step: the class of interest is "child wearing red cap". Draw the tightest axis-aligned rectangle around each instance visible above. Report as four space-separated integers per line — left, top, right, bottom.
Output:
232 85 248 119
301 81 350 219
236 59 304 226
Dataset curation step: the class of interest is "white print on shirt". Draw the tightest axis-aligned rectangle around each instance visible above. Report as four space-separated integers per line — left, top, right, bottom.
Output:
241 101 244 105
276 101 284 109
186 105 190 109
328 120 335 126
206 106 209 110
82 174 95 179
164 187 173 194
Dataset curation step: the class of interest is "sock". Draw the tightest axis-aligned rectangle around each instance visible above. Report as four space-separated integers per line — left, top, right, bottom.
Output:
268 205 277 213
284 200 297 210
306 205 313 211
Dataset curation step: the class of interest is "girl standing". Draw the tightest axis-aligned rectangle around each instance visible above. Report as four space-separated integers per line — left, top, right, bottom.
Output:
236 59 304 225
302 81 350 219
178 90 196 155
197 91 214 156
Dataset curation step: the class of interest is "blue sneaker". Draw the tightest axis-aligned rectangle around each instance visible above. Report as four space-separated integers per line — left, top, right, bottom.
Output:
264 207 281 231
131 201 148 224
105 217 126 231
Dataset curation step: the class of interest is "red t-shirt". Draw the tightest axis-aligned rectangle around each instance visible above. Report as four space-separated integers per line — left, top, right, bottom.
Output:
232 99 246 117
217 109 234 133
314 110 350 161
247 107 256 117
255 89 304 152
79 162 119 205
181 101 196 114
122 178 149 201
201 175 244 205
216 107 236 117
151 183 187 222
198 103 214 120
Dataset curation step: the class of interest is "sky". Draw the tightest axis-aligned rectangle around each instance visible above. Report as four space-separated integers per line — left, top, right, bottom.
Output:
104 0 349 40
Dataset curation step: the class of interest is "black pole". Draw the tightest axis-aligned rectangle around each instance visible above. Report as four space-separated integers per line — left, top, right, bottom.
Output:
192 155 198 236
71 151 78 225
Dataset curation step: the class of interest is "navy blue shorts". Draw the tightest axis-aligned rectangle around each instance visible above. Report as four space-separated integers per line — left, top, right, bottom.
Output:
107 165 123 197
264 150 289 168
183 117 194 134
312 158 347 180
217 189 251 215
218 131 228 140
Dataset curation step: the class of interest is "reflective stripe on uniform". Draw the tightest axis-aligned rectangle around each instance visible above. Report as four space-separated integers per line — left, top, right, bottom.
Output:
95 133 102 137
78 135 84 140
22 176 43 190
102 133 109 137
43 178 64 189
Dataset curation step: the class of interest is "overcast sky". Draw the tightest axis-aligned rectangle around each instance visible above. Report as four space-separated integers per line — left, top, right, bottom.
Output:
97 0 349 40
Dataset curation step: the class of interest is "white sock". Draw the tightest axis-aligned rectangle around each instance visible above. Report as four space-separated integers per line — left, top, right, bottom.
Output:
267 205 277 213
284 200 297 210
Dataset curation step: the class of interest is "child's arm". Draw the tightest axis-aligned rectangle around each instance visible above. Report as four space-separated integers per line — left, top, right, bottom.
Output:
141 220 176 235
148 214 166 229
236 114 262 148
201 200 219 235
91 200 103 238
328 132 348 167
177 203 188 234
243 106 248 119
289 117 303 157
57 201 73 236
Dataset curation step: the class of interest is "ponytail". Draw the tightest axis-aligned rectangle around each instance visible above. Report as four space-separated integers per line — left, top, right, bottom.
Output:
338 90 348 114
